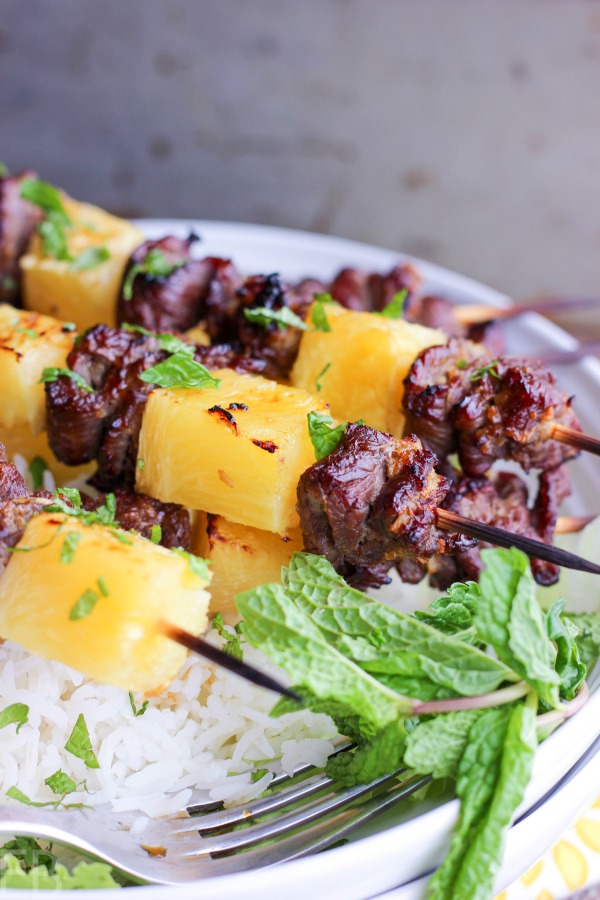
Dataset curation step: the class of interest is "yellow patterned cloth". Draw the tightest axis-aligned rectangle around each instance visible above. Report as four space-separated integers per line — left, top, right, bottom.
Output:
497 796 600 899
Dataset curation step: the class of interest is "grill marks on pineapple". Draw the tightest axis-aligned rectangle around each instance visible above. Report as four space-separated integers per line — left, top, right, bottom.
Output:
251 439 278 453
208 405 238 435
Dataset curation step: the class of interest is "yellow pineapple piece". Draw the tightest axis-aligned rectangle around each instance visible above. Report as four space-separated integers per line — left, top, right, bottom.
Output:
0 512 210 694
185 323 210 346
20 196 143 330
291 304 444 437
137 369 327 534
193 512 303 619
0 305 74 433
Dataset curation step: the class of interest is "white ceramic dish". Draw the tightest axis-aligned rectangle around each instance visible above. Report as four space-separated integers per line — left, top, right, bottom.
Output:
4 221 600 900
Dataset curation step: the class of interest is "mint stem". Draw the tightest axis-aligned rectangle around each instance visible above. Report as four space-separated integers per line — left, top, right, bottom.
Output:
535 681 590 734
412 681 532 716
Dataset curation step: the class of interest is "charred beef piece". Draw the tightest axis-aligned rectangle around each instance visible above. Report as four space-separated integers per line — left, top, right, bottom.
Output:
403 338 484 458
403 338 582 474
297 423 473 583
117 236 244 338
0 443 29 500
427 466 570 589
0 441 52 570
229 273 311 380
45 324 265 490
325 263 421 314
83 488 191 550
0 169 42 306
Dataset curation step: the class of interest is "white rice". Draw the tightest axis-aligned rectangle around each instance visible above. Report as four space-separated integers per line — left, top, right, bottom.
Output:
0 629 339 819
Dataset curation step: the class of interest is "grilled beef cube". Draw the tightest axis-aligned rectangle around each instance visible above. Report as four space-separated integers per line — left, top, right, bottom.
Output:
297 423 473 581
0 169 42 306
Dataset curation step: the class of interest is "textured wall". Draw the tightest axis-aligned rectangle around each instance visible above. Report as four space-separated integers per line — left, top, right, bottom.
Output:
2 0 600 301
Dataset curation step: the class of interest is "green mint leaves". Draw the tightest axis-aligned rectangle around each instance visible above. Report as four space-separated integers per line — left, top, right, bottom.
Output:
377 289 407 319
122 322 191 355
64 714 100 768
140 348 220 390
470 361 501 382
0 703 29 733
307 411 347 460
172 547 211 581
212 612 244 660
19 177 110 270
243 306 309 331
45 770 77 796
69 589 99 621
60 532 82 565
122 248 186 300
129 692 149 717
39 367 93 393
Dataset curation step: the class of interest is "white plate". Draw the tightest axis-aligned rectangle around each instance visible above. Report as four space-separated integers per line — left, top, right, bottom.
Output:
5 221 600 900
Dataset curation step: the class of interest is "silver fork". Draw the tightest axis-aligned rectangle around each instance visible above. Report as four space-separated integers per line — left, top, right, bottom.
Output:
0 751 431 885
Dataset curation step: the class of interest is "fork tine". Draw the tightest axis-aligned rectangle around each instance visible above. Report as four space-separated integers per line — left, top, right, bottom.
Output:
173 768 410 853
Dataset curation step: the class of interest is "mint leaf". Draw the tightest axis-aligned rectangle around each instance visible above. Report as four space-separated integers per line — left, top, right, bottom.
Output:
251 767 269 783
150 524 162 544
427 701 536 899
470 361 500 382
45 770 77 796
39 367 93 393
128 692 149 717
97 577 109 597
243 306 308 331
28 456 48 491
64 714 100 768
19 178 71 225
476 548 561 707
122 322 192 355
326 718 406 786
60 532 82 564
0 853 120 889
122 248 186 300
284 553 512 698
414 582 480 638
69 589 99 620
546 600 586 701
307 411 346 460
0 837 57 873
172 547 211 580
139 350 220 390
565 612 600 668
378 289 407 319
0 703 29 733
213 612 244 660
15 326 38 339
236 583 413 727
38 216 72 261
311 301 332 332
6 787 58 808
404 710 484 779
70 246 110 271
315 361 332 393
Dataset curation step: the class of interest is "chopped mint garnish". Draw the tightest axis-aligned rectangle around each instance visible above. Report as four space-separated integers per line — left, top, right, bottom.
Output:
140 350 221 390
212 613 243 660
149 524 162 544
307 411 347 460
377 289 407 319
129 692 149 717
0 703 29 733
470 361 500 382
45 770 77 796
60 532 82 564
70 246 111 271
29 456 50 491
69 589 99 621
311 300 332 332
315 361 332 393
122 248 186 300
20 178 71 224
173 547 211 581
39 367 93 393
243 306 308 331
64 714 100 769
122 322 192 355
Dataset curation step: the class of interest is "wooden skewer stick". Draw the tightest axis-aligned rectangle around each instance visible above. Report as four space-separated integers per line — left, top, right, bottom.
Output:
555 514 598 535
158 620 301 702
552 423 600 458
453 296 600 326
436 508 600 576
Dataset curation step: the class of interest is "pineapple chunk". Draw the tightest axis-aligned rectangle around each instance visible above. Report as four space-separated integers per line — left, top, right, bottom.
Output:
0 305 74 433
137 369 327 534
291 304 445 437
0 513 210 694
193 512 303 619
20 196 143 330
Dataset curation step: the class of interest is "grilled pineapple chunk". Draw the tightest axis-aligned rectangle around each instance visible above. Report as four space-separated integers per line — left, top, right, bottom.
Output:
0 305 74 433
291 304 445 436
193 513 303 618
20 196 143 330
137 369 327 534
0 513 210 694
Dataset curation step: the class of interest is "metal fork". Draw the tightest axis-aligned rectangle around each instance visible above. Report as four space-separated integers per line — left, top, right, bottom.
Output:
0 750 431 885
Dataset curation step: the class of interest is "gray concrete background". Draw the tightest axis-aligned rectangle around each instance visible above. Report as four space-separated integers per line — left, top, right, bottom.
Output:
2 0 600 305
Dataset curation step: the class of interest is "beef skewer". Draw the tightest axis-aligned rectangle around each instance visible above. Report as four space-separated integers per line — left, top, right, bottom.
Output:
296 424 600 589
